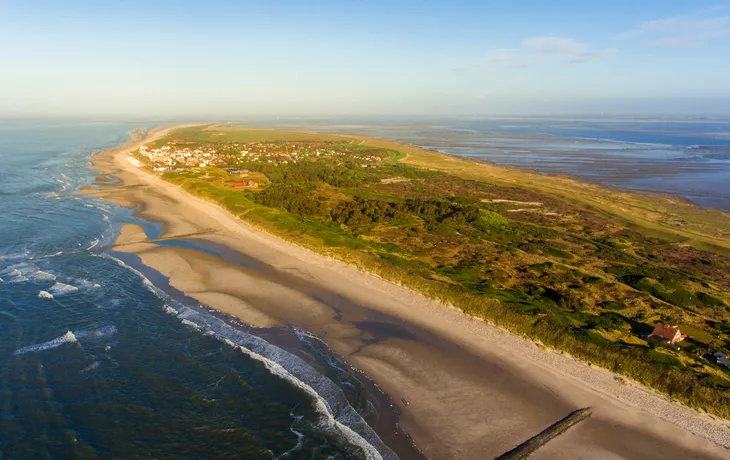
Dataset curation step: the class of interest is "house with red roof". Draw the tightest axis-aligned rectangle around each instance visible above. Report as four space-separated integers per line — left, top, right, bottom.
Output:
233 180 258 190
648 323 687 345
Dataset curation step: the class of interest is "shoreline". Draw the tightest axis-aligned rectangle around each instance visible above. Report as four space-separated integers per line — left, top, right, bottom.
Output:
105 244 426 460
84 125 730 459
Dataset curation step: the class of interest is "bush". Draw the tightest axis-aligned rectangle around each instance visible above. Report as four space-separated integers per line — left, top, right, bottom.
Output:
646 349 683 370
600 301 627 311
697 292 725 308
580 312 629 330
474 209 509 230
543 247 574 260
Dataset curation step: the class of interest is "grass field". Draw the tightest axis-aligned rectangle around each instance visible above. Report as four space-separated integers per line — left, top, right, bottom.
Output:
150 125 346 146
136 125 730 419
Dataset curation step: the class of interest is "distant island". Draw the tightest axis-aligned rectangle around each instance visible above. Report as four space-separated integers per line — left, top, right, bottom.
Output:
87 124 730 458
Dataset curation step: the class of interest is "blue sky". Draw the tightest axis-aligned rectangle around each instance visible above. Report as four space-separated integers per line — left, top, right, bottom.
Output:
1 0 729 117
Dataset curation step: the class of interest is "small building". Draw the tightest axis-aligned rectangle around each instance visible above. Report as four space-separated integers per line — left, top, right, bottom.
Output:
227 168 241 174
714 352 730 368
233 180 258 190
648 323 687 345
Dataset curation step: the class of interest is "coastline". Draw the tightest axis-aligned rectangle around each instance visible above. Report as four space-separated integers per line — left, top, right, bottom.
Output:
84 125 730 459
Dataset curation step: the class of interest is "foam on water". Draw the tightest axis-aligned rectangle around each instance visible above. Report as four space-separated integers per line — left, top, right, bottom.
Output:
4 269 29 284
99 253 395 460
38 291 54 299
48 282 79 296
75 279 101 289
98 253 166 299
3 249 31 261
13 325 117 356
1 262 38 276
74 325 118 339
277 413 306 459
14 330 78 355
30 270 56 282
81 362 100 373
177 307 395 460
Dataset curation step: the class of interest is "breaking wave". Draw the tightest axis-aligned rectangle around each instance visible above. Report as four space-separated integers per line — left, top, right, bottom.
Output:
38 291 53 299
13 326 118 356
48 282 79 296
177 307 394 460
75 279 101 289
14 331 78 355
2 262 57 284
4 269 28 284
1 262 38 276
30 270 56 282
99 252 395 460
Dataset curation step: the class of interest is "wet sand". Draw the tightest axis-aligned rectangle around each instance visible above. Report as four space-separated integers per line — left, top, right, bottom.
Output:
84 126 730 459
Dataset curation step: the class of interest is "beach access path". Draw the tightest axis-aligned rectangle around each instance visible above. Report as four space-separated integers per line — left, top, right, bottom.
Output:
85 125 730 460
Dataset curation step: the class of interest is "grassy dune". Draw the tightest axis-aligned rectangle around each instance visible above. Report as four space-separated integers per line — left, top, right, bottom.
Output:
136 125 730 418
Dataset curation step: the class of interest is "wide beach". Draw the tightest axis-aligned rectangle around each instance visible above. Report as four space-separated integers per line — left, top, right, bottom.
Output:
85 125 730 459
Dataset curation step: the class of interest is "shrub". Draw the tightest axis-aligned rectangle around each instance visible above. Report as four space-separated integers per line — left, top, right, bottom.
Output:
474 209 509 230
697 292 725 308
543 247 574 260
646 350 683 370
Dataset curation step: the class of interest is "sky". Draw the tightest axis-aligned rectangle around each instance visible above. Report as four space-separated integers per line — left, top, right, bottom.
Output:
1 0 730 118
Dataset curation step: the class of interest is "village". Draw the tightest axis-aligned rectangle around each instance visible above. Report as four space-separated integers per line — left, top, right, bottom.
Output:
136 140 383 178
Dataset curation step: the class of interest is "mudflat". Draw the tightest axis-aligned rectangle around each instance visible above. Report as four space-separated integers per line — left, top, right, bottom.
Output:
84 126 730 459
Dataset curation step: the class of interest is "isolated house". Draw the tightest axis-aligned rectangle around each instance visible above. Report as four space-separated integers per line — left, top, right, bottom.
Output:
233 181 258 190
714 352 730 368
649 323 687 345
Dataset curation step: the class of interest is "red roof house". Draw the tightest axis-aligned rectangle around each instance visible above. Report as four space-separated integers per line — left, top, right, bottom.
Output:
649 323 687 345
233 180 258 190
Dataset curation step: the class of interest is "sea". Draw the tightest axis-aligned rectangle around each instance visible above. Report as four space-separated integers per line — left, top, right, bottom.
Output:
268 118 730 212
0 120 402 460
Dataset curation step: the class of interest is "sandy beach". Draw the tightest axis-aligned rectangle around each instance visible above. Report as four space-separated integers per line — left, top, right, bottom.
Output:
84 126 730 459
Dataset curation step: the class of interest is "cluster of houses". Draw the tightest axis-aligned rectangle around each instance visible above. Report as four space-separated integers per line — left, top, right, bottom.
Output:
236 141 383 167
138 144 225 171
136 140 384 173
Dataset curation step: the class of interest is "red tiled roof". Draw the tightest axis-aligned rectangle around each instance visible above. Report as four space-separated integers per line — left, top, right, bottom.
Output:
651 323 681 341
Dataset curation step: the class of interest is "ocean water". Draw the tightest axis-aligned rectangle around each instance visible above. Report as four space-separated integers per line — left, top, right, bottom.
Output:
264 118 730 212
0 120 398 459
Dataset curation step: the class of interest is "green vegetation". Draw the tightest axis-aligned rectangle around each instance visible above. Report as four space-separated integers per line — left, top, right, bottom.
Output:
147 125 730 418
